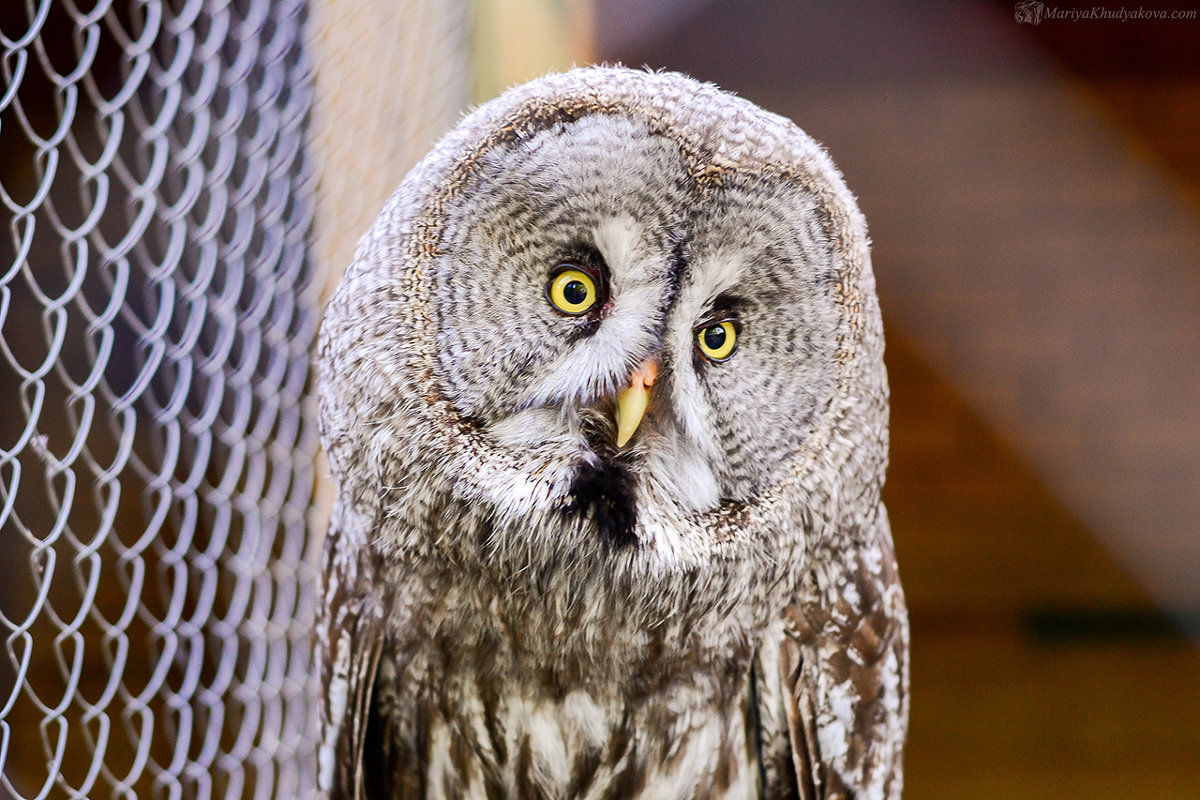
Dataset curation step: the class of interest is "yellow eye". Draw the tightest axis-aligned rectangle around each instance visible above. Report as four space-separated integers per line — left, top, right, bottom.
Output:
696 320 738 361
546 268 599 315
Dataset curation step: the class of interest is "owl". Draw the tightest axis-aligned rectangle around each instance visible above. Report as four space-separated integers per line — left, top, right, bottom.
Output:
316 67 908 800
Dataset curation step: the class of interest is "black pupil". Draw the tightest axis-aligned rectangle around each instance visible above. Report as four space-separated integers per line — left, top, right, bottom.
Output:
563 279 589 305
703 324 727 351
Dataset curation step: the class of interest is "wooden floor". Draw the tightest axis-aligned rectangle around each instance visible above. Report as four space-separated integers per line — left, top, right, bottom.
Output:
601 1 1200 796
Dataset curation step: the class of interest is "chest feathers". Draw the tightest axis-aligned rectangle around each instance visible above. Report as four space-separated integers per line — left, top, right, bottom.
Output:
368 652 763 800
357 567 779 800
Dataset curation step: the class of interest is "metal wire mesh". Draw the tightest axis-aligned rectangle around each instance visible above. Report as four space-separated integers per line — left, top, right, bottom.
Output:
0 0 321 796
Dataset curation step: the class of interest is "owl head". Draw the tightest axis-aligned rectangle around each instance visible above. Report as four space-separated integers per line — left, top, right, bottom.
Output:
318 67 886 585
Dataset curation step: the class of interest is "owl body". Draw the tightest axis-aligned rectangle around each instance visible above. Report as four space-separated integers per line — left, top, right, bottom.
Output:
340 512 768 799
318 67 907 799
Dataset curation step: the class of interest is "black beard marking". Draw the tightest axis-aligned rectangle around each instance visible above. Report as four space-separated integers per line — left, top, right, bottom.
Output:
567 455 639 548
567 414 640 547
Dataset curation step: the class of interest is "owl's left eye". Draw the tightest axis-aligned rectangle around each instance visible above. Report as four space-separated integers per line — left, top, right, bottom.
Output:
695 320 739 362
546 265 601 315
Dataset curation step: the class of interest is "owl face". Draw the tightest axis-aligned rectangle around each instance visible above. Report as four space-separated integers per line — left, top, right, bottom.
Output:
431 111 842 542
319 68 885 577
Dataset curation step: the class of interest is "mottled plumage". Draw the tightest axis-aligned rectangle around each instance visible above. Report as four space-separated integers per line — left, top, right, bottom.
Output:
316 66 908 800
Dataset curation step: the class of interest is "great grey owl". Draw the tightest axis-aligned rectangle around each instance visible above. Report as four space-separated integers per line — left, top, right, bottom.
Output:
316 66 908 800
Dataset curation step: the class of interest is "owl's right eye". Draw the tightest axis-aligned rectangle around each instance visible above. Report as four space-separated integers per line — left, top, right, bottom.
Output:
546 265 601 315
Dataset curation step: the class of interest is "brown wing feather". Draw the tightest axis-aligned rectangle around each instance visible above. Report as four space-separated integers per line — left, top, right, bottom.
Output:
320 589 384 800
318 505 386 800
348 613 384 799
776 508 910 800
778 633 819 800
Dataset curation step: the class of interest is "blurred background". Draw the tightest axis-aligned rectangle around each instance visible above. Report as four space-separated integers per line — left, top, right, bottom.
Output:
2 0 1197 798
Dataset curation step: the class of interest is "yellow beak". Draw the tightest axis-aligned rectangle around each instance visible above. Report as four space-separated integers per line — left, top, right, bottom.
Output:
614 359 659 448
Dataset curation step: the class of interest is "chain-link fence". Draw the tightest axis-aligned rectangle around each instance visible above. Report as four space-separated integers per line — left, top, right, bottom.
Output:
0 0 473 795
4 0 379 796
0 0 320 796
